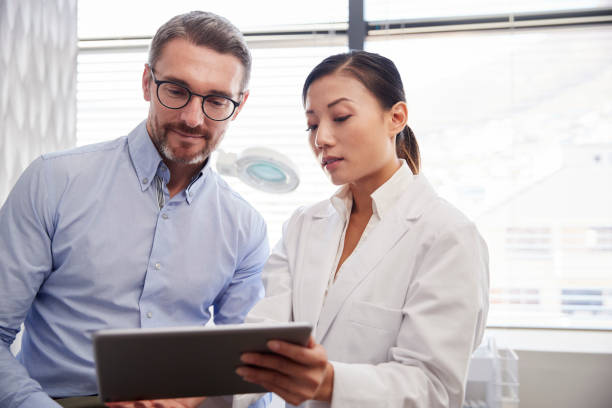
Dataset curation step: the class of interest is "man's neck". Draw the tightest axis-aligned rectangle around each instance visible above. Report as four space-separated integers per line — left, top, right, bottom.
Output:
165 159 206 198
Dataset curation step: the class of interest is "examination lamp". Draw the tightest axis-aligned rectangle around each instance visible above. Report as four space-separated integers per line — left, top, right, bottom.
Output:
216 147 300 193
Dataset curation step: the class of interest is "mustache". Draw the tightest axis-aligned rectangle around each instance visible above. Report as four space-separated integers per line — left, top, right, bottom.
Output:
165 122 209 139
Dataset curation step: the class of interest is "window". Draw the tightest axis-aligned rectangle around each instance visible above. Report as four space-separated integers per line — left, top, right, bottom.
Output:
77 1 612 330
366 23 612 329
365 0 612 20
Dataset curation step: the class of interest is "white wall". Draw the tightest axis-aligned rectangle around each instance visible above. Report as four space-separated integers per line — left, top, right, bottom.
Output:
0 0 77 204
517 350 612 408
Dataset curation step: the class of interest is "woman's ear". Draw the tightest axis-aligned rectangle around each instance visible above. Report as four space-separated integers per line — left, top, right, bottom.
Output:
388 101 408 138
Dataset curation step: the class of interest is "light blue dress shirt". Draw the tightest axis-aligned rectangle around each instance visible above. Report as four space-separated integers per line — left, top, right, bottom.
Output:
0 121 269 407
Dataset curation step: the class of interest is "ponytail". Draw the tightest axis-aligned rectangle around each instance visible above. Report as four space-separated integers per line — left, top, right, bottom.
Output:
396 125 420 174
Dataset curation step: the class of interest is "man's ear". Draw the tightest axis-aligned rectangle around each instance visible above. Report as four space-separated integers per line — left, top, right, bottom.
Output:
142 64 152 102
231 90 250 121
388 101 408 138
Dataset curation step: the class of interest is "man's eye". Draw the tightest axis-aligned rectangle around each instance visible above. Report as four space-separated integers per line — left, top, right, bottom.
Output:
206 96 230 107
165 86 188 97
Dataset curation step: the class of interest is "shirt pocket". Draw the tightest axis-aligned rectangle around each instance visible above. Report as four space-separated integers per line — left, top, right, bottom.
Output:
345 301 403 363
348 300 403 331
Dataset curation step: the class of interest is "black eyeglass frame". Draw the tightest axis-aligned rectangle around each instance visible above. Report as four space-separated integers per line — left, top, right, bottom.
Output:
149 67 241 121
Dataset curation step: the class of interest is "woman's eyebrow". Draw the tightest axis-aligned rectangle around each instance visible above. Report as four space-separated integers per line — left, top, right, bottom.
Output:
306 97 354 115
327 97 353 108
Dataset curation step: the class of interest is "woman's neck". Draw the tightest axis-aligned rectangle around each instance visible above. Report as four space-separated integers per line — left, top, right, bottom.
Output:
348 158 402 215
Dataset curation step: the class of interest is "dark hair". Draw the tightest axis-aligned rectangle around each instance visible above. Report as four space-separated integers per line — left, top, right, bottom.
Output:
148 11 252 91
302 50 420 174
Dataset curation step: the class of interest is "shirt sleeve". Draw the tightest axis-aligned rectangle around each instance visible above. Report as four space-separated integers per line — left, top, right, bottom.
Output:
239 217 295 325
329 222 489 408
212 211 269 325
0 157 61 407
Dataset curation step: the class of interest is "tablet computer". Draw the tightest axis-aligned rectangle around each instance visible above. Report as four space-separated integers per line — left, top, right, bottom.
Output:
92 322 312 402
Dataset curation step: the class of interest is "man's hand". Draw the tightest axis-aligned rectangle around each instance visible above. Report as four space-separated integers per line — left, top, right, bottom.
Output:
106 396 206 408
236 336 333 406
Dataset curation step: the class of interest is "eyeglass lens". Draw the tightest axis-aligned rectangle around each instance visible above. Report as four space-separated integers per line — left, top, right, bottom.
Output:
158 82 235 120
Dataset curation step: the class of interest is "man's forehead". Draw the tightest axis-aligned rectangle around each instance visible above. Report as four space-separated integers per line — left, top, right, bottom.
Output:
154 38 245 95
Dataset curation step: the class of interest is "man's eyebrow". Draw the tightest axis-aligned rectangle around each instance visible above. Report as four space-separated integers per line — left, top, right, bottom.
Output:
158 75 237 99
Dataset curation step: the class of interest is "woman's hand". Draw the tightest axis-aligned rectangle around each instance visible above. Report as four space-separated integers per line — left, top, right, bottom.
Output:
236 336 333 406
105 396 206 408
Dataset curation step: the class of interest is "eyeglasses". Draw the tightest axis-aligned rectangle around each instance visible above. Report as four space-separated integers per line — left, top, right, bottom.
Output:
149 68 241 121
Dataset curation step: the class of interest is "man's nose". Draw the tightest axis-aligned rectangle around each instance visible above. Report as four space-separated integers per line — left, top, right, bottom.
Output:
179 96 205 128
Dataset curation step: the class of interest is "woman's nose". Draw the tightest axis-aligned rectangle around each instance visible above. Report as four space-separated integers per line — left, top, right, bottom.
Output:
314 123 333 149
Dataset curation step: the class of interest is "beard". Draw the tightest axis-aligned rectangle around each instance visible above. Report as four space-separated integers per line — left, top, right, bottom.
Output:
149 117 216 166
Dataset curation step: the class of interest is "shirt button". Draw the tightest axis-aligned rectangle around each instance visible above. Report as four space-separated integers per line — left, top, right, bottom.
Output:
161 213 168 219
146 312 152 319
143 177 149 184
155 263 161 270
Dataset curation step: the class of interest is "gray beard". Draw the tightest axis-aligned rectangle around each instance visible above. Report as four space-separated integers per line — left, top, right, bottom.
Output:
158 138 209 165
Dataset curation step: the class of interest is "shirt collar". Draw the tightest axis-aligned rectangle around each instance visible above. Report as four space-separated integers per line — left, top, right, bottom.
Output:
184 164 210 205
127 120 212 203
330 184 353 220
128 120 163 192
371 160 414 219
329 160 414 220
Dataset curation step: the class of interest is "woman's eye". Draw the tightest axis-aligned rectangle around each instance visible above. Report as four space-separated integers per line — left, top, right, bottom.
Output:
334 115 351 122
305 124 318 131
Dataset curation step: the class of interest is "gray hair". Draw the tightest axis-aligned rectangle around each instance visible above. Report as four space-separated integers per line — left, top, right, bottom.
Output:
148 11 252 91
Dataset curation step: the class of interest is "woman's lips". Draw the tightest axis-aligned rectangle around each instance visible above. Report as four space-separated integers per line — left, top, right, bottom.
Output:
322 156 343 170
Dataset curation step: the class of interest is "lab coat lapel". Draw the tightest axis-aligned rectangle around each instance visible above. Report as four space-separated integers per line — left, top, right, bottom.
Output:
293 204 344 334
315 175 436 343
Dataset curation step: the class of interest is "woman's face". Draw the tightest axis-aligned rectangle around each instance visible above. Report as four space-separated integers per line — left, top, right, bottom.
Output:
304 72 402 190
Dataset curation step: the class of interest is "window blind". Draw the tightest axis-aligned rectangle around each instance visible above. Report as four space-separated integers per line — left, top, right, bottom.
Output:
366 24 612 329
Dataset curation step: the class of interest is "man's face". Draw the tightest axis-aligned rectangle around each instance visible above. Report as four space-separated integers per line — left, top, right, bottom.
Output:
142 38 248 166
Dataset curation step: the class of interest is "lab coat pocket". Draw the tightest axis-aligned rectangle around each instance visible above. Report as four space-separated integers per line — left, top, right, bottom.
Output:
346 301 403 363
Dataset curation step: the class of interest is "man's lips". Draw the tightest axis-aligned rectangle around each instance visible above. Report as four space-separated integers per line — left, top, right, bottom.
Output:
169 127 206 139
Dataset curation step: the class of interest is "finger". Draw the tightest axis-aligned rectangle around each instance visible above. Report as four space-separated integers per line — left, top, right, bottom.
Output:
241 352 304 376
107 401 153 408
238 369 310 408
151 401 176 408
237 365 319 393
257 380 311 407
247 364 323 394
306 336 316 348
152 401 179 408
266 338 325 366
150 397 206 408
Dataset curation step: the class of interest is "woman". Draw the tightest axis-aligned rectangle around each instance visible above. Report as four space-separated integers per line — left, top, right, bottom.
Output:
234 51 489 408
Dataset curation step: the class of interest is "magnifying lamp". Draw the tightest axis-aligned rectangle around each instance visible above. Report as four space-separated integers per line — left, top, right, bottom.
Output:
216 147 300 193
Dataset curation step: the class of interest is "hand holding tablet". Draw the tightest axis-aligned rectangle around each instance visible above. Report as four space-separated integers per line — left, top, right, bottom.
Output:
93 322 312 403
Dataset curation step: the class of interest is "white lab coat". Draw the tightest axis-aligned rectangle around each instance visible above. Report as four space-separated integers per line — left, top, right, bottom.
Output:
234 173 489 408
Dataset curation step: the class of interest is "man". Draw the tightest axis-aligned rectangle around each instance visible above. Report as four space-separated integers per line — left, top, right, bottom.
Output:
0 11 268 408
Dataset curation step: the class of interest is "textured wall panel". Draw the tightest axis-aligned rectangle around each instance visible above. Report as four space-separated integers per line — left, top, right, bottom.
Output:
0 0 77 204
